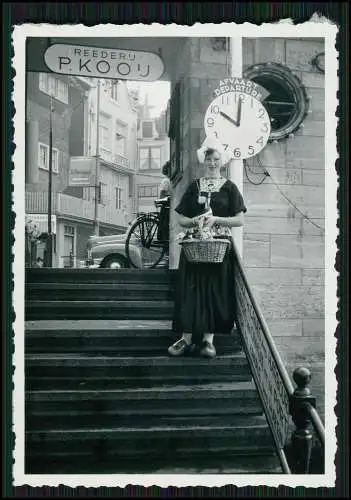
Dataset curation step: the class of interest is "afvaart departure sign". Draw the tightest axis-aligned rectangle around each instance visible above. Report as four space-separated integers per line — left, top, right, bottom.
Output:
44 44 165 82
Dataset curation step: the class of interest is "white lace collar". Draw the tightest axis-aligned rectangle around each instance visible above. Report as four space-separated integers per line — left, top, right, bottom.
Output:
199 177 227 193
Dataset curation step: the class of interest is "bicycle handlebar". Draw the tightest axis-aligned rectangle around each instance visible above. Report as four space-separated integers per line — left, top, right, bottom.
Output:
154 197 170 208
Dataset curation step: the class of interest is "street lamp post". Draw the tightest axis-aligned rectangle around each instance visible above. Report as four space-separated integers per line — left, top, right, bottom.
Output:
93 79 101 236
46 94 54 267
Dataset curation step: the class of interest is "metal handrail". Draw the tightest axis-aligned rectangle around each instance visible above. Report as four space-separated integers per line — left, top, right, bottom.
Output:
305 402 325 446
277 449 292 474
231 237 325 469
232 238 294 397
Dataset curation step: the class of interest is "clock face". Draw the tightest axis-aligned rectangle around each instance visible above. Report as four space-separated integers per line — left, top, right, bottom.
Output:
204 92 271 159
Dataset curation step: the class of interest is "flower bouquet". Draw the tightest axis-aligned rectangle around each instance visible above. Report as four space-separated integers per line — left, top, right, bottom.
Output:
25 216 41 241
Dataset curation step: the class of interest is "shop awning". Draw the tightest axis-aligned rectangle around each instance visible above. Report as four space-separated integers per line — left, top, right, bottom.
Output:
27 214 57 234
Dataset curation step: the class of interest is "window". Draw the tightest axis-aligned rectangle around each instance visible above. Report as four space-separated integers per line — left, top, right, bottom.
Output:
39 73 69 104
142 121 154 138
139 147 161 170
99 114 111 151
99 125 110 150
115 133 126 156
98 182 106 204
244 63 310 141
64 225 75 236
110 82 119 101
115 187 124 209
83 187 93 201
138 184 158 198
128 175 134 198
115 121 127 156
38 143 59 173
63 225 75 267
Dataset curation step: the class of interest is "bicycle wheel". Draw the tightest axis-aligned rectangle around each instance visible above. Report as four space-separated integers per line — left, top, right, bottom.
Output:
125 215 166 269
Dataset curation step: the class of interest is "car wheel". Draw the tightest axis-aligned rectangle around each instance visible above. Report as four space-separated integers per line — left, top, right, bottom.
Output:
101 255 128 269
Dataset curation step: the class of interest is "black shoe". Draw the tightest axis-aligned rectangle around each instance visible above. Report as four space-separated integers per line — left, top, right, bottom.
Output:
199 341 216 359
168 338 196 357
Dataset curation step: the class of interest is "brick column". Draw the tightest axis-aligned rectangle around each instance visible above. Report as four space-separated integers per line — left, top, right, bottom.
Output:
169 38 230 269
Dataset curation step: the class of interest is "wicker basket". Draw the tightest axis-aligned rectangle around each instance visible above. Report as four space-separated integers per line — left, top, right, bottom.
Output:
180 238 230 263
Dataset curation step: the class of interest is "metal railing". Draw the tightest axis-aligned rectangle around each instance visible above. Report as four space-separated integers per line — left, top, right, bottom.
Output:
231 238 325 474
99 150 131 171
26 191 128 228
113 153 130 169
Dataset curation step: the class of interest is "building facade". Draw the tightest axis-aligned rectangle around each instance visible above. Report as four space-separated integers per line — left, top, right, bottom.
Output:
135 100 170 214
25 71 89 267
84 78 138 226
25 73 138 267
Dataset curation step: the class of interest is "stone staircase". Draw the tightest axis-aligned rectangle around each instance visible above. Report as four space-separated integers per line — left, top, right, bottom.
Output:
25 269 282 474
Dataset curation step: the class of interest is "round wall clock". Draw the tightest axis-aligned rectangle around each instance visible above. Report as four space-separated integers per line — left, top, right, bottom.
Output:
204 84 271 160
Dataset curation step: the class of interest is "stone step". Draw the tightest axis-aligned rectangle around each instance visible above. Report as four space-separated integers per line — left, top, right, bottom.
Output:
26 381 257 402
25 452 282 475
26 353 252 390
26 416 273 454
26 268 177 285
26 282 175 301
26 300 174 320
26 381 262 428
25 320 173 329
27 411 267 430
25 328 242 355
24 269 282 476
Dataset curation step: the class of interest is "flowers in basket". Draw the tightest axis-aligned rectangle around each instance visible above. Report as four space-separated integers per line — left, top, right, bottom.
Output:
176 209 216 242
25 216 41 241
176 209 230 263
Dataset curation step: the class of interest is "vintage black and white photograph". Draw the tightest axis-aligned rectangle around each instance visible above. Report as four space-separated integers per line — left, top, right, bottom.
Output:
12 20 338 488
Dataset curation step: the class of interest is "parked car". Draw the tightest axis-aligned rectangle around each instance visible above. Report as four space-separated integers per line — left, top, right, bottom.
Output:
85 231 142 269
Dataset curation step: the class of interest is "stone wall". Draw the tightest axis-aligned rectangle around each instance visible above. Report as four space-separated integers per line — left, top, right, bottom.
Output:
242 38 325 420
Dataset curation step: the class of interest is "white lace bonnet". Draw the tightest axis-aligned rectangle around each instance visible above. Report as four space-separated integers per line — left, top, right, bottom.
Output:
196 136 232 165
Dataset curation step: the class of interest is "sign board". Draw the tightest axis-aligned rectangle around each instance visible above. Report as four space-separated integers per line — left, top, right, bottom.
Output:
44 44 165 82
212 77 270 102
27 214 57 234
69 157 95 187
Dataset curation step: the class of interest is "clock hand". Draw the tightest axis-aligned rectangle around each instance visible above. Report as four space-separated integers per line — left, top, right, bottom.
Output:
236 98 242 127
219 110 239 127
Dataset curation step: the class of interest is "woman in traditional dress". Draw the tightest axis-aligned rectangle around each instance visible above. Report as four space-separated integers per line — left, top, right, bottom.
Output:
168 140 247 359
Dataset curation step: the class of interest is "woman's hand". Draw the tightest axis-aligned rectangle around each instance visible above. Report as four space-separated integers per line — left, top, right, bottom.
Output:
203 215 220 229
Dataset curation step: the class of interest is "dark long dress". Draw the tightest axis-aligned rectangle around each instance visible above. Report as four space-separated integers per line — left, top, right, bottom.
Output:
172 179 247 345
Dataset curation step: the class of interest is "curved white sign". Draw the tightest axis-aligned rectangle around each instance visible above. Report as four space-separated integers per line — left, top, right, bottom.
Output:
44 44 165 82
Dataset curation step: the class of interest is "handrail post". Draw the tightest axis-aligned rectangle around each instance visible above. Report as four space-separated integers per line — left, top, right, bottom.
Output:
288 367 316 474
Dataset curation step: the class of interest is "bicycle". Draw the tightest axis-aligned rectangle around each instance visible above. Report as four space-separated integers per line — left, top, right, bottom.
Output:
125 197 170 269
